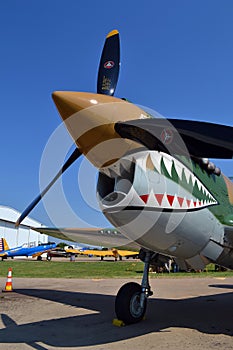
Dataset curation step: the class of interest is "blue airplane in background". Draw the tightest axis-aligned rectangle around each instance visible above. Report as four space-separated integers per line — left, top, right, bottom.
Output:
0 238 56 261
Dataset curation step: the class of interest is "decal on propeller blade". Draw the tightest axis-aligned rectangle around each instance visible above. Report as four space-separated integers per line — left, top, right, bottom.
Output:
104 61 115 69
101 76 112 90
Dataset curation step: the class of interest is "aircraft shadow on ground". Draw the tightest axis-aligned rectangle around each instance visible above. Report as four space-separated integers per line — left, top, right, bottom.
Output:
0 286 232 348
209 284 233 289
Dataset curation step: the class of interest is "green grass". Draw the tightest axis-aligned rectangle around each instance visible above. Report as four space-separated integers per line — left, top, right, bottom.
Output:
0 260 144 278
0 259 233 279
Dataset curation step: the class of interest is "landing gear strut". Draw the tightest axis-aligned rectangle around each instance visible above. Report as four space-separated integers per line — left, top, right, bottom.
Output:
115 250 154 324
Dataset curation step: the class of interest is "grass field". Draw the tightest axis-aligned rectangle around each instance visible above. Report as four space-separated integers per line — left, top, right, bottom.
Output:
0 259 233 279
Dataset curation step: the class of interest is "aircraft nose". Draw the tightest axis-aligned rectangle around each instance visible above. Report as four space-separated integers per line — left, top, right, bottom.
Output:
52 92 122 162
52 91 121 121
51 91 145 168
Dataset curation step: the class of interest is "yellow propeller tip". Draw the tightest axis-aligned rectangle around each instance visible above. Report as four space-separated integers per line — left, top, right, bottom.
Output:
106 29 119 38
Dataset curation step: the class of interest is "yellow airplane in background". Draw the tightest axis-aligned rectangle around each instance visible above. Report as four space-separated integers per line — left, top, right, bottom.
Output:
46 241 138 260
77 248 138 261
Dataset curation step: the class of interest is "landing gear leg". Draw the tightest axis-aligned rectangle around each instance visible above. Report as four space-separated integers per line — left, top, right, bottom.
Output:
140 250 153 304
115 250 153 325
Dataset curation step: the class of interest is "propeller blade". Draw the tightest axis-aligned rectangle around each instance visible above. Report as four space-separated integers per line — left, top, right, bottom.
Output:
97 29 120 96
15 148 82 227
115 118 233 159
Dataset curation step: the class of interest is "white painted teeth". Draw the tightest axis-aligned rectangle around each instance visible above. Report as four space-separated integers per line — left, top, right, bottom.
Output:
148 151 217 205
133 151 217 210
150 152 162 174
174 162 183 181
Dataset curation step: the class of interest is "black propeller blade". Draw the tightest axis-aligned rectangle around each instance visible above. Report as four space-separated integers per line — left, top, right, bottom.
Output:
15 148 82 227
16 29 120 225
97 29 120 96
115 118 233 159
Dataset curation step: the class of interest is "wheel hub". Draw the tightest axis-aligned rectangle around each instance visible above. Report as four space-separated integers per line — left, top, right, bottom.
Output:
130 293 143 318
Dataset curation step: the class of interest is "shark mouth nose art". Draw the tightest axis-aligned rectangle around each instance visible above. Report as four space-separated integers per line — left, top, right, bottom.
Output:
137 151 218 211
101 151 218 212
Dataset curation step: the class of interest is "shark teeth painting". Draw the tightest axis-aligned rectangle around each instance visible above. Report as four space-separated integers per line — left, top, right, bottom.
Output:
103 151 218 212
137 151 218 211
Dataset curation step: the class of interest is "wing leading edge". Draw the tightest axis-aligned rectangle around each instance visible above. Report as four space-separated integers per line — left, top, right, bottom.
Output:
115 118 233 158
32 227 139 251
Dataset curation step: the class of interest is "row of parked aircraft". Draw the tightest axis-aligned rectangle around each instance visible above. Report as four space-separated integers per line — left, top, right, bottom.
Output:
0 237 138 261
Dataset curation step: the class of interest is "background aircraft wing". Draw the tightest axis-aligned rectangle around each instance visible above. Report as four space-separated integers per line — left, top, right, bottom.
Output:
78 249 116 257
77 249 139 258
117 250 139 257
32 227 139 251
32 248 56 258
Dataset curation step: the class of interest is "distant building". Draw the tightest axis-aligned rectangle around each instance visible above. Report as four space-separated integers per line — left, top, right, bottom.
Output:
0 205 48 248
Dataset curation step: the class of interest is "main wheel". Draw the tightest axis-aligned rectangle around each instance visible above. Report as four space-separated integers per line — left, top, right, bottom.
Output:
115 282 147 324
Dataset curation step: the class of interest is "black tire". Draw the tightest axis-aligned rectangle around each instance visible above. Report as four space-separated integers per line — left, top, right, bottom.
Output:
37 256 42 261
115 282 147 324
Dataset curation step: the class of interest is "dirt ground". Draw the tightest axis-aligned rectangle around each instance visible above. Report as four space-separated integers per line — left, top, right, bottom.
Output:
0 276 232 350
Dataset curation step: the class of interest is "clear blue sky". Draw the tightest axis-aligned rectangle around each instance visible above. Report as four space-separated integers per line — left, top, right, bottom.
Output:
1 0 233 228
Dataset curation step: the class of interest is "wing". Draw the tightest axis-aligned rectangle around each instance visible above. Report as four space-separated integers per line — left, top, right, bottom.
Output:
3 218 139 251
78 249 116 257
115 118 233 158
32 227 139 251
77 249 139 258
1 217 138 251
32 249 55 258
117 250 139 257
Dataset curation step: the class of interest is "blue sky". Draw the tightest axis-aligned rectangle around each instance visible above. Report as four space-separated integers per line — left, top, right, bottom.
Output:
1 1 233 228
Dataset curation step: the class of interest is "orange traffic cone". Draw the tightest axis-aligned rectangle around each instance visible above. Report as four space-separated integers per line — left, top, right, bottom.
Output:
3 267 13 292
